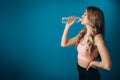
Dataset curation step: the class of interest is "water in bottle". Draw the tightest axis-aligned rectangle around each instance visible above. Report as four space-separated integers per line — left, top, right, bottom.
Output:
62 17 81 23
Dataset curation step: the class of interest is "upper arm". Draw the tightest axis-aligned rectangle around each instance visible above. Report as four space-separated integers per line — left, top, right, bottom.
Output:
95 34 112 67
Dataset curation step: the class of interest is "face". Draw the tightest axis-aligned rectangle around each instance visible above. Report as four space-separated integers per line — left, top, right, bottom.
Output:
81 10 89 25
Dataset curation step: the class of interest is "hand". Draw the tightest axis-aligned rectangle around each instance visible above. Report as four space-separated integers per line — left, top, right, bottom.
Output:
86 61 97 70
66 16 76 27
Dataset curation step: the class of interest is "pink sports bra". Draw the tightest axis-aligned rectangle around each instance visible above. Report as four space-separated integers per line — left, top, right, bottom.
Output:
77 43 98 62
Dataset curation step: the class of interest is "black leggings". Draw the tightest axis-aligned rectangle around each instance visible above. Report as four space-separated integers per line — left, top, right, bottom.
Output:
77 64 101 80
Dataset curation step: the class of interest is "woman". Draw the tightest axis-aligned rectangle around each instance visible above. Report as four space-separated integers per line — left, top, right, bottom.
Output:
61 6 112 80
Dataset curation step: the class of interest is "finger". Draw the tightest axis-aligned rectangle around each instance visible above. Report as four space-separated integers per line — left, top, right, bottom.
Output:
86 67 89 71
86 65 90 70
68 16 71 19
72 16 75 19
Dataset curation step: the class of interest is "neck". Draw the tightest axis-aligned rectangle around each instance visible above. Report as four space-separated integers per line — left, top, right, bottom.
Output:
85 25 93 36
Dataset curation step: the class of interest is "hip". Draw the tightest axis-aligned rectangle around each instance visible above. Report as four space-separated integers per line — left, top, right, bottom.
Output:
77 63 101 79
77 58 91 69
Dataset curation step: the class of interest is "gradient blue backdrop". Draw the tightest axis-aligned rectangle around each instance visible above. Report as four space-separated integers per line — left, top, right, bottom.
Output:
1 0 120 80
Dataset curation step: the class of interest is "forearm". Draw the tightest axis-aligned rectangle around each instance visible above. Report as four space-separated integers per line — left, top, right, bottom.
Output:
92 61 111 71
92 61 102 68
61 25 70 46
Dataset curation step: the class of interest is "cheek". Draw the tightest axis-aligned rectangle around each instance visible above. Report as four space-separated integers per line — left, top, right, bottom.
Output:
83 19 88 23
85 17 89 22
81 18 89 24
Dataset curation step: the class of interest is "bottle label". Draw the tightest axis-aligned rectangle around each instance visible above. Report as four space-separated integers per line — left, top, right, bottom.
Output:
62 17 81 23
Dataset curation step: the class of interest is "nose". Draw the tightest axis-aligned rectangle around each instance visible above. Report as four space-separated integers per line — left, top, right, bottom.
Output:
81 15 84 19
81 14 84 18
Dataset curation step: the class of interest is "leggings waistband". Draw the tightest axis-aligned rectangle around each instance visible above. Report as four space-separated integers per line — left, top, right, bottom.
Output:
77 63 87 71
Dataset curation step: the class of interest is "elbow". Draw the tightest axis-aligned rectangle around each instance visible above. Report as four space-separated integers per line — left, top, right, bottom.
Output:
104 63 112 71
61 43 67 47
61 40 69 47
61 39 68 47
104 66 111 71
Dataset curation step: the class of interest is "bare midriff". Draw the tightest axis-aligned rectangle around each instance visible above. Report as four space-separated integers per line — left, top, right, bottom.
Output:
78 54 93 68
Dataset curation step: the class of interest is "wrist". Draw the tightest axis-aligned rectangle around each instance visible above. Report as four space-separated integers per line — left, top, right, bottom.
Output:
92 61 102 68
65 24 70 28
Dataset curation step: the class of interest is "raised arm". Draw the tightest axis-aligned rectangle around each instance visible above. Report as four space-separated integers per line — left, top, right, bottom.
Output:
87 34 112 71
61 16 79 47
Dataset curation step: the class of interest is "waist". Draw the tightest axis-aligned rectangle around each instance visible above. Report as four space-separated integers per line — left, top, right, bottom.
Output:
77 63 87 70
77 54 93 68
78 58 90 68
77 63 99 71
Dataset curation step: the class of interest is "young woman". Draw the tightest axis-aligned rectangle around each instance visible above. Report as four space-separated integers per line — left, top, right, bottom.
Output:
61 6 112 80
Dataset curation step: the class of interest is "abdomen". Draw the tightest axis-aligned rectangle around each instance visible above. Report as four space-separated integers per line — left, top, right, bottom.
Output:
77 54 93 68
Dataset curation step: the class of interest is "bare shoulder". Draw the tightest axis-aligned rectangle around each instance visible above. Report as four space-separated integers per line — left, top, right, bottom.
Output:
94 34 103 39
94 34 104 44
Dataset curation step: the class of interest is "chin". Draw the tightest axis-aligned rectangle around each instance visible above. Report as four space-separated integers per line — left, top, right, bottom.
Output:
81 22 84 25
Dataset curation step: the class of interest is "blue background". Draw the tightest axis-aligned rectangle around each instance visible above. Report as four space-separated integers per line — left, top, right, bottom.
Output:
0 0 120 80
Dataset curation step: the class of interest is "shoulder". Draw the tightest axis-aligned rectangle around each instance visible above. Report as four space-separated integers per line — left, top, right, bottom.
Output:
94 34 103 41
94 34 104 44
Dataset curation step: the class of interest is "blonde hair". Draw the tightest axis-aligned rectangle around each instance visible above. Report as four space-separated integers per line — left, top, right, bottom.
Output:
76 6 105 55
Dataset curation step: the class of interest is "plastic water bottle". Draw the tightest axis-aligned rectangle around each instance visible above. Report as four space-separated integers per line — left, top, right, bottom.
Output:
62 17 81 23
